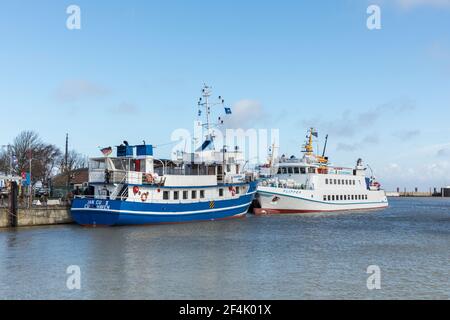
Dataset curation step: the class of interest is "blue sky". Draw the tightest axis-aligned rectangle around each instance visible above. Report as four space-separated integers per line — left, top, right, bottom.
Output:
0 0 449 190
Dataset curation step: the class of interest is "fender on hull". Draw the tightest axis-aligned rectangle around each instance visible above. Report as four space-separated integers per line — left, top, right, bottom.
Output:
253 205 388 215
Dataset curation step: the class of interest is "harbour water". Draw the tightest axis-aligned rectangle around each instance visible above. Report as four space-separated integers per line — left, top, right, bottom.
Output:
0 197 448 300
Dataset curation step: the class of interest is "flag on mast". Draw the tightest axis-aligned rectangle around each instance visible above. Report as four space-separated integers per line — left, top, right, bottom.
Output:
100 147 113 156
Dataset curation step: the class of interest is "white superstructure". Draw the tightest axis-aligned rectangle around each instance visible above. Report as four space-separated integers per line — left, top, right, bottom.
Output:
254 128 388 214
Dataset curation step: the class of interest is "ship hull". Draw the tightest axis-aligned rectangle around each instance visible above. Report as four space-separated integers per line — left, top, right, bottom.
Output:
71 183 257 226
254 186 388 215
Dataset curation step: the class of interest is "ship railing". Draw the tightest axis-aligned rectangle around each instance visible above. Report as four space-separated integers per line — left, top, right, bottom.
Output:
265 182 313 190
89 169 143 185
154 167 216 176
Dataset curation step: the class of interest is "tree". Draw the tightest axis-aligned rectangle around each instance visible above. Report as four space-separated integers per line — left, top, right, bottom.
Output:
0 131 62 184
63 150 88 172
59 149 88 188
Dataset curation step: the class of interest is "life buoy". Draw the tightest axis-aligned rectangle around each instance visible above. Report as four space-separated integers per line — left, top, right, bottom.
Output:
141 192 148 202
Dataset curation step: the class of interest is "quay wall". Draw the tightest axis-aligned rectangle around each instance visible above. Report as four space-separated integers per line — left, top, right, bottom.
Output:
0 207 72 228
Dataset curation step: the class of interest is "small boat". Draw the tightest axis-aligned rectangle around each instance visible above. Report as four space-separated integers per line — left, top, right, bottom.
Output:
71 85 258 226
254 128 388 215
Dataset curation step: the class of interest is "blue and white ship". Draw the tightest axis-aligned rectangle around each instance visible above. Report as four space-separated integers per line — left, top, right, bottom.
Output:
71 85 257 226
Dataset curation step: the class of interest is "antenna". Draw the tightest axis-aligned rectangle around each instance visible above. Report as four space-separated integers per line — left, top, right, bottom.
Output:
322 134 329 157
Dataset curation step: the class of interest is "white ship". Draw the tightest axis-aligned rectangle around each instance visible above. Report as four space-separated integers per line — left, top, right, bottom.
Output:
254 128 388 214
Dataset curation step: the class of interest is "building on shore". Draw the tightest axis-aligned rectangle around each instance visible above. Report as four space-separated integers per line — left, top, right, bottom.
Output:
51 168 89 197
442 187 450 197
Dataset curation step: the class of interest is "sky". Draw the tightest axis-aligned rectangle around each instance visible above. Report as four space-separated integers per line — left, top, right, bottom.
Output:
0 0 449 190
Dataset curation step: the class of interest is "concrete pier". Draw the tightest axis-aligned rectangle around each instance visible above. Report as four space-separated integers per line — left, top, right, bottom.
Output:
0 207 72 228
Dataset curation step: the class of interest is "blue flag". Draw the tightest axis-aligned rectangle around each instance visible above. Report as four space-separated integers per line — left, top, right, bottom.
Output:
225 107 232 115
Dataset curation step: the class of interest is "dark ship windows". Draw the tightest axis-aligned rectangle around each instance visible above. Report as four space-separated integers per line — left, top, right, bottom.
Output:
200 190 205 199
219 189 224 197
163 191 169 200
183 191 188 200
192 190 197 199
174 191 179 200
294 167 300 174
325 179 329 184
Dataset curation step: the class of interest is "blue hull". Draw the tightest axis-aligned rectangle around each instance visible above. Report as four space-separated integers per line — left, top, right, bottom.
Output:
71 182 257 226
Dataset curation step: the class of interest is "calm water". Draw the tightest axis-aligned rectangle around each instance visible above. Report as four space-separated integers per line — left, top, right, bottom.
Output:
0 197 449 300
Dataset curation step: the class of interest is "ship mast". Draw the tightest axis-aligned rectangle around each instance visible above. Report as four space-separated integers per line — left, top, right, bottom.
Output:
303 127 315 155
197 84 225 141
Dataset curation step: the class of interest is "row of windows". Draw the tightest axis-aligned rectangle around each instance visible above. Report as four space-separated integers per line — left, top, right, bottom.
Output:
277 167 315 174
162 187 240 200
325 178 356 186
323 194 368 202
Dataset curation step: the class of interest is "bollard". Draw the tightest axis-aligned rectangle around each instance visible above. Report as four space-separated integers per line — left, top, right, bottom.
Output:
8 181 18 227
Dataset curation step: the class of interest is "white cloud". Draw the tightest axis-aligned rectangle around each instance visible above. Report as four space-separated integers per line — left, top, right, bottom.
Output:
379 160 450 190
395 0 450 9
392 129 421 140
54 79 110 103
302 99 415 139
109 102 139 114
223 99 267 129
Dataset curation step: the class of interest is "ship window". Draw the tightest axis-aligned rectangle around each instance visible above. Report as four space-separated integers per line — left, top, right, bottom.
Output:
328 195 331 201
351 195 355 200
340 195 343 201
353 180 356 185
308 167 315 174
183 191 188 200
219 188 224 197
344 195 347 200
323 195 327 201
174 191 179 200
334 179 337 184
332 195 335 201
192 190 197 199
227 164 231 172
200 190 205 198
277 167 282 174
325 178 328 184
294 167 300 174
281 167 287 174
236 187 240 194
300 167 306 174
163 191 169 200
338 180 341 185
288 167 293 174
365 195 368 200
345 180 348 185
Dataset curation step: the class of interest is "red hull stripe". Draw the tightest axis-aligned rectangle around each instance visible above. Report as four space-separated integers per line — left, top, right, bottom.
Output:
253 206 387 215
